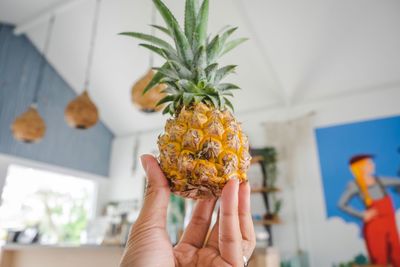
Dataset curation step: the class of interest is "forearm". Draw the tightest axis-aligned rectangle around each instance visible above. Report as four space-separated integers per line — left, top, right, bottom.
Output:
380 177 400 188
339 203 364 219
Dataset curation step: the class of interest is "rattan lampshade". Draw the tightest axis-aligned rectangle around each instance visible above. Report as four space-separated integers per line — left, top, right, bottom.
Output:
11 106 46 143
65 91 99 129
132 69 166 113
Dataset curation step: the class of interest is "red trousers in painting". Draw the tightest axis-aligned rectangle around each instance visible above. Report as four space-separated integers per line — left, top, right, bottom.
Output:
363 196 400 267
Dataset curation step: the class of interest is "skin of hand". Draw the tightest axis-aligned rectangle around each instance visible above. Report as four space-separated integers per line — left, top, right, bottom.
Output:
120 155 256 267
363 208 378 222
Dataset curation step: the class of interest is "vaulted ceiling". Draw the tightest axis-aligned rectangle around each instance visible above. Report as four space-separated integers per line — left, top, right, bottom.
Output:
1 0 400 135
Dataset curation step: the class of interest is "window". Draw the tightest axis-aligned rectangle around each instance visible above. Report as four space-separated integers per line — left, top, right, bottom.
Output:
0 164 96 245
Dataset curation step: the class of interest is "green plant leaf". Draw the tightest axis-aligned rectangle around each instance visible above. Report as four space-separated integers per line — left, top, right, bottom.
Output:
222 91 233 97
184 0 197 43
150 24 172 37
224 97 234 112
177 79 199 93
139 44 167 59
153 0 193 64
207 95 219 109
119 32 174 51
193 0 209 48
221 38 248 56
193 45 207 69
156 95 175 106
220 26 238 46
162 104 171 115
143 63 169 94
153 0 180 33
161 86 178 94
218 94 225 108
194 95 204 103
182 92 194 105
168 60 193 79
214 65 237 84
206 35 221 64
205 63 218 75
172 27 194 65
216 83 240 91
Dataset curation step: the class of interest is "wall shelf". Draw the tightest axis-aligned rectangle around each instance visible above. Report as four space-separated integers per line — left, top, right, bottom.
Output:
251 187 280 193
253 217 282 226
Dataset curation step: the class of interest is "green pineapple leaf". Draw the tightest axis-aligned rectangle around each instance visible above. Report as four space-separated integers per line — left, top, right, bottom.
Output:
150 24 172 37
153 0 193 65
168 61 193 79
139 44 167 59
207 95 219 109
214 65 237 84
119 32 174 51
162 104 171 115
193 0 209 48
193 45 207 69
184 0 197 43
221 38 248 56
216 83 241 91
224 97 234 112
182 92 194 105
143 63 169 94
156 95 175 106
156 65 180 80
206 35 221 64
220 26 238 46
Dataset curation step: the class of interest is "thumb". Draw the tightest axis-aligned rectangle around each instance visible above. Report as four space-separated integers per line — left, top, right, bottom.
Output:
137 154 170 228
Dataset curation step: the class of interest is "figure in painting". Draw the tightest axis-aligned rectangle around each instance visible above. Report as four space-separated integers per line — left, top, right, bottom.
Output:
339 154 400 266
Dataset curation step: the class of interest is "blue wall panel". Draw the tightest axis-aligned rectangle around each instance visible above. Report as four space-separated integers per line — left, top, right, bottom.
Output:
0 24 114 177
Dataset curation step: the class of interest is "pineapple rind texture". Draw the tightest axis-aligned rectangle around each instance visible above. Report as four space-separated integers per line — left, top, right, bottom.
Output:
158 103 251 199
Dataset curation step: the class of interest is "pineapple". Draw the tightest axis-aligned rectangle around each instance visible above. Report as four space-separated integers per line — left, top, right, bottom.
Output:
121 0 250 199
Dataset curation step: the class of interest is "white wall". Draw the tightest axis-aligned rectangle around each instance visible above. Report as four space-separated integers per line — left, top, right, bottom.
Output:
108 86 400 266
107 131 159 204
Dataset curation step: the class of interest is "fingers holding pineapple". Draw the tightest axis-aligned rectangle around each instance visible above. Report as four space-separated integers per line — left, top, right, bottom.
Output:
203 180 255 266
137 155 171 228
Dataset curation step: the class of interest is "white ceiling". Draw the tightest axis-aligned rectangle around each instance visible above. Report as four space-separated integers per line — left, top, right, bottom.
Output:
1 0 400 135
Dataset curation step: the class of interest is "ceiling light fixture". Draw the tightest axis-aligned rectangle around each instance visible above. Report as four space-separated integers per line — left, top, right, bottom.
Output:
65 0 101 129
11 16 56 143
130 6 166 114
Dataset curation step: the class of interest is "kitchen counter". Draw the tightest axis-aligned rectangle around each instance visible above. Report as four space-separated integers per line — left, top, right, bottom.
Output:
0 244 125 267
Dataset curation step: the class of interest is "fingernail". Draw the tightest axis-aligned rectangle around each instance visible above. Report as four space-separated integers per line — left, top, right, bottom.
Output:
140 155 148 172
230 177 240 186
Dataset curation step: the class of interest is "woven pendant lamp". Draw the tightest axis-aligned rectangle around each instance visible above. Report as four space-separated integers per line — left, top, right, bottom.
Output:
65 91 99 129
11 16 55 143
65 0 101 129
130 6 166 113
11 105 46 143
131 69 166 113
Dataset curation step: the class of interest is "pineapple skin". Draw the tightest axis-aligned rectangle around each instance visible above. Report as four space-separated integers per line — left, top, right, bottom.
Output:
158 103 251 199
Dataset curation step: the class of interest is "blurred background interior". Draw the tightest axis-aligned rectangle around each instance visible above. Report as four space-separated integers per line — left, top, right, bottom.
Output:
0 0 399 267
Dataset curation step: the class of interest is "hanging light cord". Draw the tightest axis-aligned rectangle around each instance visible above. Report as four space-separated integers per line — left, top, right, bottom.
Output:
84 0 102 91
149 5 157 69
32 15 56 106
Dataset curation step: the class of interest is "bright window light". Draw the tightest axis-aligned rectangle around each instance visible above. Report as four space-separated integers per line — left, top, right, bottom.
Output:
0 164 96 245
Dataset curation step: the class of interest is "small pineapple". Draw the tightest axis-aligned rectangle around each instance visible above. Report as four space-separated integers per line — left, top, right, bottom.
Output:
121 0 250 199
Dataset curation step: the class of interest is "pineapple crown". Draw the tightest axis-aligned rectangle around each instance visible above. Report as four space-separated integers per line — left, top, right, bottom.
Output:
120 0 247 115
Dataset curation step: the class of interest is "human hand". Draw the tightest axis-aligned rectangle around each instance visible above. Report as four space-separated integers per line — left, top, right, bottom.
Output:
120 155 256 267
363 208 378 222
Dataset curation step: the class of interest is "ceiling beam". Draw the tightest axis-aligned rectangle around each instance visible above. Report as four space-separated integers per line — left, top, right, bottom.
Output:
14 0 91 35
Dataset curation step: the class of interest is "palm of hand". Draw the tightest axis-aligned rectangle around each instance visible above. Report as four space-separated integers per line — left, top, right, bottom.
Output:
120 155 255 267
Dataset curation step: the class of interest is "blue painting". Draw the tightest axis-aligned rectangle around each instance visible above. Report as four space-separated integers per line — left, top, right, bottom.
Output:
316 115 400 265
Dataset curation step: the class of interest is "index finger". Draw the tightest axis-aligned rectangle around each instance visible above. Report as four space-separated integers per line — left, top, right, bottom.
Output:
219 179 243 265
